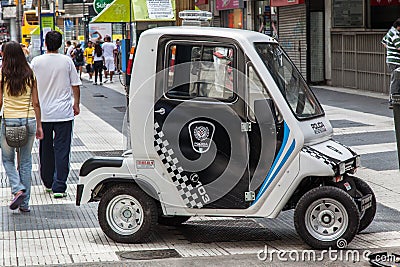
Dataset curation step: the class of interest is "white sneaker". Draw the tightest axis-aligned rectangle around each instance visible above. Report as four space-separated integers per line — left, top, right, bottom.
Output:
110 80 114 83
89 78 92 82
93 82 97 85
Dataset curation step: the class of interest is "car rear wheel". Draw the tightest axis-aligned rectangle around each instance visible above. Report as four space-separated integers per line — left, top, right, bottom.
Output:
98 184 157 243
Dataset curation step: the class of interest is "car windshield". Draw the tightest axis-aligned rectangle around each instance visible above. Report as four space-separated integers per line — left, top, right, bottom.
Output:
254 43 323 119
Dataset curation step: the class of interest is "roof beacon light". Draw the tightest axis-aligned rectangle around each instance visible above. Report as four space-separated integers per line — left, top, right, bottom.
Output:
179 10 213 27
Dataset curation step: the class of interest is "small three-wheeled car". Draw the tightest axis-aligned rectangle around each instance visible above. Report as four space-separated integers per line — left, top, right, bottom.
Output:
76 18 375 249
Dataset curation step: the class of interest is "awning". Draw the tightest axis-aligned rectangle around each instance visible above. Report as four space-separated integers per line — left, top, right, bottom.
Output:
91 0 176 23
91 0 130 23
30 25 64 35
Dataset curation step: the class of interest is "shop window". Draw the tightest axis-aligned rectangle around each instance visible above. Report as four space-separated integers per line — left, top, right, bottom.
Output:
166 43 235 100
370 1 400 29
332 0 364 28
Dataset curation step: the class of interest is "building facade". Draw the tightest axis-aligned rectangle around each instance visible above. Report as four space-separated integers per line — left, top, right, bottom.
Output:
196 0 399 93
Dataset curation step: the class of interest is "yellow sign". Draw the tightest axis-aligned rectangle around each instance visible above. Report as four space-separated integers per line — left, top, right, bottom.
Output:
41 15 55 30
14 0 25 5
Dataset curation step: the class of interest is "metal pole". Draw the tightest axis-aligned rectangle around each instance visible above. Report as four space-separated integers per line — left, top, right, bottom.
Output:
52 0 56 30
392 69 400 170
129 0 133 46
39 0 43 54
16 0 22 42
82 0 84 44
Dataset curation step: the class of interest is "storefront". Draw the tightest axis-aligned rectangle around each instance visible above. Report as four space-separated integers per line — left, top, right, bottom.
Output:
330 0 400 93
216 0 244 29
271 0 325 83
271 0 307 78
254 1 276 37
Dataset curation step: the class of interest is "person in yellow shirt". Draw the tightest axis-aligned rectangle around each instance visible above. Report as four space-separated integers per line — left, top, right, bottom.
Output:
84 41 95 81
0 41 44 212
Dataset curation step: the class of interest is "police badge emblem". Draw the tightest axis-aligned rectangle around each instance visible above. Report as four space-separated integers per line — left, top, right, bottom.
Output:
188 121 215 153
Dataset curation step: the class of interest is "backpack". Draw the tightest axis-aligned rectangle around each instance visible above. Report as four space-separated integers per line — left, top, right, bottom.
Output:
75 49 84 62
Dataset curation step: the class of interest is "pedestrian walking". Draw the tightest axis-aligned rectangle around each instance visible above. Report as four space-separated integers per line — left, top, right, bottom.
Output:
65 40 74 58
92 42 105 85
382 18 400 108
72 43 85 79
0 41 43 212
102 36 117 83
31 31 81 199
114 39 121 74
20 43 30 62
84 41 94 81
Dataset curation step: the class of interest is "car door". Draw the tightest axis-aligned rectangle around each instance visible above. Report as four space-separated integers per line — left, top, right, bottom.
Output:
154 39 251 209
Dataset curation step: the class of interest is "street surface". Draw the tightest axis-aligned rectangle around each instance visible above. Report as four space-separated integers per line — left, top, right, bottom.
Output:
0 77 399 267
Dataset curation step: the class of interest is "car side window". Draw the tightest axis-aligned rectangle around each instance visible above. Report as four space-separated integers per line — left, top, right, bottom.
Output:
247 64 271 120
165 43 235 100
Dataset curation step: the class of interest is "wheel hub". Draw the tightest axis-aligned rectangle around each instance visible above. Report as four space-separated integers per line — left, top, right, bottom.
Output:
122 208 133 219
319 210 335 227
106 194 144 236
305 198 349 242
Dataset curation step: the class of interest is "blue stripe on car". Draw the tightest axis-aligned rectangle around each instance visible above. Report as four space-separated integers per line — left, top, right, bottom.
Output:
253 122 296 203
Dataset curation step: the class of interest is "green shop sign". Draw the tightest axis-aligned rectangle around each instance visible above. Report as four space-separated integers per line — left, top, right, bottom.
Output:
93 0 115 14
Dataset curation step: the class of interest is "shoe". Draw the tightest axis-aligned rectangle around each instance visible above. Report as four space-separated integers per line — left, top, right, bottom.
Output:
110 80 114 83
103 79 108 83
53 192 67 198
89 78 92 82
93 82 97 85
19 206 30 213
99 82 103 85
9 191 26 210
44 187 52 193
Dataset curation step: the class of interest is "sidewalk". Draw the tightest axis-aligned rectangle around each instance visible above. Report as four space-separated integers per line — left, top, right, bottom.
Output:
312 86 400 212
0 78 399 266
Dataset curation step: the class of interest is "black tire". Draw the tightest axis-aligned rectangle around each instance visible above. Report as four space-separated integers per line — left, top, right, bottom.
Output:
158 216 190 226
352 176 377 232
98 184 157 243
294 186 360 249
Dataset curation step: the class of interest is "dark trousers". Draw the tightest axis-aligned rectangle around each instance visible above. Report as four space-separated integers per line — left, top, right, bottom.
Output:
39 120 73 193
388 63 400 97
93 61 103 83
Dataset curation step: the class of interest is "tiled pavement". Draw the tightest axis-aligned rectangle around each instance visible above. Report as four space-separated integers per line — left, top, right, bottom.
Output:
0 78 399 266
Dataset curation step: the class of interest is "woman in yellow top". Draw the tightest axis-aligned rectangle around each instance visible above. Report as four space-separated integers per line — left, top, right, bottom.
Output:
0 41 43 212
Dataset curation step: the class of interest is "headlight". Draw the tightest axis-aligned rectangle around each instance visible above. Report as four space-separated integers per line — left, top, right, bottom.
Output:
355 155 361 168
338 162 346 175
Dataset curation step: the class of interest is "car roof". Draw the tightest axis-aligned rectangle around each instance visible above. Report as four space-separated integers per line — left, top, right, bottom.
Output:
141 26 277 44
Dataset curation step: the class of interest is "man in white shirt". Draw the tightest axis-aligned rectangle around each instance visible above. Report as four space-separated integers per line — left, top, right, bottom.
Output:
65 40 74 58
31 31 82 199
102 36 117 83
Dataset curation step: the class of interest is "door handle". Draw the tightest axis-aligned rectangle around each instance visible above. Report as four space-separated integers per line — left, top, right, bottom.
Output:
155 108 165 115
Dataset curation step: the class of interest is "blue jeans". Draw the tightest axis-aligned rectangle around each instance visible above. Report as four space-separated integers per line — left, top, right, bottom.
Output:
1 118 36 209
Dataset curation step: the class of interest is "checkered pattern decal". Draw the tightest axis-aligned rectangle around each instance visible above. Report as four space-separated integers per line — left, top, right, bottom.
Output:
301 146 339 169
154 122 204 209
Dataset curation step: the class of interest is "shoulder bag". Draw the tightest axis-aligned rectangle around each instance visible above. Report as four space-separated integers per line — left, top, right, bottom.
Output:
2 74 31 148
